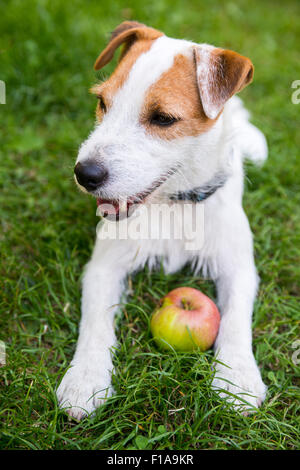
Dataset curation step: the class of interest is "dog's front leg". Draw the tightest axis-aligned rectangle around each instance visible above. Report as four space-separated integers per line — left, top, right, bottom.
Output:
57 239 132 420
210 207 267 413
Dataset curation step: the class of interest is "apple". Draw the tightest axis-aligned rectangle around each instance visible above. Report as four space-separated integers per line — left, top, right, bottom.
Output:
150 287 220 352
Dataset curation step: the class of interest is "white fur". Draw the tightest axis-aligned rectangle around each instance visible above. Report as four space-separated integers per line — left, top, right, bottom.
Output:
57 35 268 419
195 44 221 119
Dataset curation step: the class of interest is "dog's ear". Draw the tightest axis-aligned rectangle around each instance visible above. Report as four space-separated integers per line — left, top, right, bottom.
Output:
94 21 163 70
194 46 254 119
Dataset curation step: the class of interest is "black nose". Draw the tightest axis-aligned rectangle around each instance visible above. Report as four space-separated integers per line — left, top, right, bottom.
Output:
74 161 108 191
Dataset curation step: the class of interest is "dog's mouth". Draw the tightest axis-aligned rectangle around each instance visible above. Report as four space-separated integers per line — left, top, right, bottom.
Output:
96 170 176 220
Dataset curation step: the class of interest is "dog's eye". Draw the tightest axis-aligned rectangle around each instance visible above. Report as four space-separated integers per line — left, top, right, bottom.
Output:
97 95 107 113
150 112 178 127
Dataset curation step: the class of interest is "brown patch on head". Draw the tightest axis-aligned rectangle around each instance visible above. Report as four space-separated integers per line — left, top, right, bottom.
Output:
91 39 158 121
141 53 217 140
91 21 163 121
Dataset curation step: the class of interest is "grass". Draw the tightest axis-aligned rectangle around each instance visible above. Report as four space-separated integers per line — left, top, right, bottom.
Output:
0 0 299 450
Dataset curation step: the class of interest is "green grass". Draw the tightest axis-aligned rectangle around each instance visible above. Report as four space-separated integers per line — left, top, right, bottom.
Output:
0 0 300 450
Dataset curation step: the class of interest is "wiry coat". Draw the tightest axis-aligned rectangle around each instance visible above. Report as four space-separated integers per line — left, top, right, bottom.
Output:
57 22 268 420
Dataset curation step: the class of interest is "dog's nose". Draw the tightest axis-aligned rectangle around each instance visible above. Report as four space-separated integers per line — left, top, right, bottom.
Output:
74 161 108 191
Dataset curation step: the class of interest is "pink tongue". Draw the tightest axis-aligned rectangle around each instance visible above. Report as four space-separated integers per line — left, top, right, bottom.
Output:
97 198 120 215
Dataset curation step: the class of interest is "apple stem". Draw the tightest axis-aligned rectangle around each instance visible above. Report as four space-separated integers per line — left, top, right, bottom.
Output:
181 298 192 310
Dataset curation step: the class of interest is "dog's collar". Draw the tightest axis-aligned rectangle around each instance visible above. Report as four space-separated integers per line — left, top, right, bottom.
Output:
169 174 227 203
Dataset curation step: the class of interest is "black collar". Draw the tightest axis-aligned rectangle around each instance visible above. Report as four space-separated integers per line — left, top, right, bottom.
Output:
169 174 227 203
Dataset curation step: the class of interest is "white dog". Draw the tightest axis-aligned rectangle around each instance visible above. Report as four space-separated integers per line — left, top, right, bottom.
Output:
57 21 268 420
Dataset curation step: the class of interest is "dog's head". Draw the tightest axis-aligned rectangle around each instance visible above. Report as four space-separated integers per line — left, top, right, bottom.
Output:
75 21 253 218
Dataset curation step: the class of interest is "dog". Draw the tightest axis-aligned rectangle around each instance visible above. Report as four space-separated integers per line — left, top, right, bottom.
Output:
57 21 268 420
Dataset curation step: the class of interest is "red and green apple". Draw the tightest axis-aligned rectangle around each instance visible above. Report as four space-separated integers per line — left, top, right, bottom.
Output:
150 287 220 352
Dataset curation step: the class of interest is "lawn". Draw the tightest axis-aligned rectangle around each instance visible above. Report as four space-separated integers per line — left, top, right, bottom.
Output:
0 0 299 450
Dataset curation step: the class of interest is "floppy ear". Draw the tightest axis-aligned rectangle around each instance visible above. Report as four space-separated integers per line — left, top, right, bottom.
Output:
94 21 163 70
194 46 254 119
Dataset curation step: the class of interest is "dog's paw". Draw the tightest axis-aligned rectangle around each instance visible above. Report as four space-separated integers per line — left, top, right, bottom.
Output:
56 361 113 420
212 349 267 414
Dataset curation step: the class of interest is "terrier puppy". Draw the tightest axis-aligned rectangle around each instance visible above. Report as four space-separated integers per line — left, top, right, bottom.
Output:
57 21 268 419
